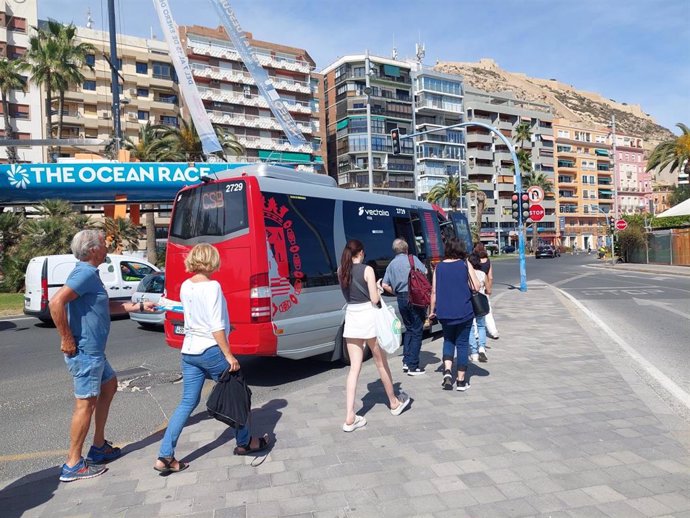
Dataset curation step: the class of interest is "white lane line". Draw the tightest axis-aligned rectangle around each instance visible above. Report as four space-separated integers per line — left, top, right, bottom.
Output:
0 316 36 323
632 298 690 321
552 272 596 287
557 288 690 411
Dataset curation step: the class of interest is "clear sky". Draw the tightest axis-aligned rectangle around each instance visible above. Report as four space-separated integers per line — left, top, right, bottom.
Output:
39 0 690 135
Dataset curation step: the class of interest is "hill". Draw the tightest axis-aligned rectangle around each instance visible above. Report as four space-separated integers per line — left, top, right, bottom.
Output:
435 59 675 149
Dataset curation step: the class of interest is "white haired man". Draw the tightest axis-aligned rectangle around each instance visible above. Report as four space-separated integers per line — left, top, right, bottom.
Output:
50 229 155 482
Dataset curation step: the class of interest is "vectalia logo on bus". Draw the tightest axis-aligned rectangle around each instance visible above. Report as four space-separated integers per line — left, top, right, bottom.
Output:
358 206 390 217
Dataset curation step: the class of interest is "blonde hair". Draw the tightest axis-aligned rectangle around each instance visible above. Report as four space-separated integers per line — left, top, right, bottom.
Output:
184 243 220 274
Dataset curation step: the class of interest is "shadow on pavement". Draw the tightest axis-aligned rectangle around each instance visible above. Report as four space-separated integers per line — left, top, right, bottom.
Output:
360 380 404 417
240 356 345 388
0 466 61 518
0 321 18 332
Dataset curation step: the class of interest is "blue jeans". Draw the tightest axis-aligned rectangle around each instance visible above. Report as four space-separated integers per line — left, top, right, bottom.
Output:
397 295 426 370
441 318 473 372
158 346 250 458
470 316 487 355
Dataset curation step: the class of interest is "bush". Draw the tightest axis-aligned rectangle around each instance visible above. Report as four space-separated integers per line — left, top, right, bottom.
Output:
617 226 646 263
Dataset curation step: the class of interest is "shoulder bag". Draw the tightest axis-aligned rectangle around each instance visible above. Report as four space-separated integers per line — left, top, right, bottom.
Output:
467 265 490 318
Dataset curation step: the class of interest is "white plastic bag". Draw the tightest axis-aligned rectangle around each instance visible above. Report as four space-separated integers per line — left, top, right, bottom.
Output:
374 302 402 354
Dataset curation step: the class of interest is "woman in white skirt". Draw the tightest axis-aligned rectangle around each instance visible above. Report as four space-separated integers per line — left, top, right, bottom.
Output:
339 239 410 432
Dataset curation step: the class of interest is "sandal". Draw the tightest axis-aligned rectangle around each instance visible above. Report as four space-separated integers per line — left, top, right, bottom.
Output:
153 456 189 474
233 434 271 456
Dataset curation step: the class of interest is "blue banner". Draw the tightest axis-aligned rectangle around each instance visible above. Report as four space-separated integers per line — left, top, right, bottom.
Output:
0 162 246 203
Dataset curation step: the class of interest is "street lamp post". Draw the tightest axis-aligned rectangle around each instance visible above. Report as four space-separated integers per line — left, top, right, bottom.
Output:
404 121 528 292
364 50 374 193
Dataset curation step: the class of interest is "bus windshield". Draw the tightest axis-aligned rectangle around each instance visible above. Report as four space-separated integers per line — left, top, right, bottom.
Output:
170 181 248 240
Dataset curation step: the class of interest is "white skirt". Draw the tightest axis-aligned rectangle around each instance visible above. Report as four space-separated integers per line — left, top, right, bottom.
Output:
343 302 377 339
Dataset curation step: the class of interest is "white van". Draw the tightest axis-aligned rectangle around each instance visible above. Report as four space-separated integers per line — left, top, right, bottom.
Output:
24 254 160 322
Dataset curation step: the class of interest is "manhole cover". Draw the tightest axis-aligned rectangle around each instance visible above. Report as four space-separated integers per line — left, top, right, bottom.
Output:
118 371 182 392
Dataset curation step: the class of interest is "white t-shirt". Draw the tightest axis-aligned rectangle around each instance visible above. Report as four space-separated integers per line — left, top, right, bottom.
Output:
474 269 487 294
180 279 230 355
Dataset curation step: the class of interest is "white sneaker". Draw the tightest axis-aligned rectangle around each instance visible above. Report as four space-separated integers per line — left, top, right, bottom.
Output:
390 392 410 416
342 415 367 432
470 353 479 362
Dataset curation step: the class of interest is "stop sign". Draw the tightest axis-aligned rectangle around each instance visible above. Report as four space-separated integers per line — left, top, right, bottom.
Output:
529 204 545 222
615 219 628 231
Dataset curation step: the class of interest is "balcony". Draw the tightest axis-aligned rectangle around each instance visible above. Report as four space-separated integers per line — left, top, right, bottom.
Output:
198 86 312 114
207 110 312 134
558 160 576 169
237 135 313 154
190 63 311 94
187 40 310 74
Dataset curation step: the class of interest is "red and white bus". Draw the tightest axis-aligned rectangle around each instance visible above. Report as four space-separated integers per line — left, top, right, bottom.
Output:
164 164 471 362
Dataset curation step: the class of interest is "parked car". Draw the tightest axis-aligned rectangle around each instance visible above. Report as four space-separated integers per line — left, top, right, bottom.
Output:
24 254 159 322
130 272 166 328
535 245 556 259
502 245 516 253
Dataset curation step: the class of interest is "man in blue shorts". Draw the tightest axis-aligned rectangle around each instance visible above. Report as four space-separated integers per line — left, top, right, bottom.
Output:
50 229 154 482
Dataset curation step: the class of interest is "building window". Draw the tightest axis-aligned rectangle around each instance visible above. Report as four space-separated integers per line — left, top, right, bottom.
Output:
557 129 570 138
158 93 178 104
82 80 96 91
152 61 172 80
161 115 178 126
85 54 96 67
138 110 149 121
136 87 149 98
136 62 148 74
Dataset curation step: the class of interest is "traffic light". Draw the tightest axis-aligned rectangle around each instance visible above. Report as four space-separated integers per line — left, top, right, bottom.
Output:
609 220 615 234
511 192 520 220
391 128 401 155
521 192 530 221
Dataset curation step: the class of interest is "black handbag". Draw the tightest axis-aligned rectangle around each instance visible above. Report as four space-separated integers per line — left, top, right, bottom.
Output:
467 274 490 318
206 369 252 428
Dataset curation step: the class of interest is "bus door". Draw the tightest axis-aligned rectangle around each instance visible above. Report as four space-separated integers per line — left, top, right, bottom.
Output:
410 209 444 268
262 192 342 360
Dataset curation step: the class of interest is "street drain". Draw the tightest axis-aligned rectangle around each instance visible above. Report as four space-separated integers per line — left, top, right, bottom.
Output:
118 371 183 392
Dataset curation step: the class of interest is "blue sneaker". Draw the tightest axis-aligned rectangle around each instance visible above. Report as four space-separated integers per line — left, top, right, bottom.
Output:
86 440 122 464
59 458 107 482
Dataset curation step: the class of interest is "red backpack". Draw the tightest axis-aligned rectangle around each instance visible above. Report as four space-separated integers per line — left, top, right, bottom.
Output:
407 255 432 307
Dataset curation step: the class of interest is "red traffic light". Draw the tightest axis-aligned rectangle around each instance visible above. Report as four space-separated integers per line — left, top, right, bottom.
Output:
511 193 519 202
521 193 529 201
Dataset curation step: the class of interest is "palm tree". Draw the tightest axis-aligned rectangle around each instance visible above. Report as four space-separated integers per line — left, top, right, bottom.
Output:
45 21 95 154
21 21 94 160
426 175 462 210
522 171 554 193
0 58 26 163
514 122 532 149
97 217 141 253
158 118 245 162
123 122 175 162
646 123 690 178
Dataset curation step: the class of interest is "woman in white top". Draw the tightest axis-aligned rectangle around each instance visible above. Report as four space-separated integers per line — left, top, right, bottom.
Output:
154 244 269 474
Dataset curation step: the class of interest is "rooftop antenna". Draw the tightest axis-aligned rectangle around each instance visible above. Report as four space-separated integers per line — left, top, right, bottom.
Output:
391 33 398 60
86 8 94 29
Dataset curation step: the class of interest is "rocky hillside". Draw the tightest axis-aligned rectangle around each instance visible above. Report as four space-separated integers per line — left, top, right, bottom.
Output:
435 59 674 149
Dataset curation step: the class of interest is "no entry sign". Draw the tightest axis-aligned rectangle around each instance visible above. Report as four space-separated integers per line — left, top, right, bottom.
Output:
615 219 628 231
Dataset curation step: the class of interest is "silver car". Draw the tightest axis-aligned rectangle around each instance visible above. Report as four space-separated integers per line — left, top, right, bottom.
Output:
130 272 166 328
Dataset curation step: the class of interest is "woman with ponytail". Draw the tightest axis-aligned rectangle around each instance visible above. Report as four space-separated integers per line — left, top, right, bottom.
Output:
338 239 410 432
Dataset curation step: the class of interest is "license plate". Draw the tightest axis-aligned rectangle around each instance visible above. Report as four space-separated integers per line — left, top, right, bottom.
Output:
174 325 185 335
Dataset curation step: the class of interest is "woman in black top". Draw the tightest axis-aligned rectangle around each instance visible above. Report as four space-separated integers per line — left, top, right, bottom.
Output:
338 239 410 432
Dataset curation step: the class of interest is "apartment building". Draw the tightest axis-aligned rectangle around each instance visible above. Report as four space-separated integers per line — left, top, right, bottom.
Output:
322 54 415 197
0 0 42 163
411 65 466 203
179 25 323 172
554 119 615 250
614 134 651 214
51 25 181 159
464 87 555 248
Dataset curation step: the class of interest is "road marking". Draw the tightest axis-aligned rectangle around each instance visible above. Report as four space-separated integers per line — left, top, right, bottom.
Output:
633 298 690 321
552 272 595 287
557 288 690 411
0 449 69 462
0 316 36 323
579 288 665 296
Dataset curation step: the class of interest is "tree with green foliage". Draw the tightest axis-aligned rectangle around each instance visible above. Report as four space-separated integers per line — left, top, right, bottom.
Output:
426 176 485 242
646 123 690 178
668 184 690 208
97 217 141 254
157 118 245 162
0 58 26 163
0 200 92 292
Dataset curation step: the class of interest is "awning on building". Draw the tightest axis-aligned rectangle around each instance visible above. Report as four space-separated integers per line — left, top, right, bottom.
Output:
336 119 349 130
258 150 313 163
540 134 554 141
383 64 401 77
598 189 613 195
595 149 609 156
520 116 531 121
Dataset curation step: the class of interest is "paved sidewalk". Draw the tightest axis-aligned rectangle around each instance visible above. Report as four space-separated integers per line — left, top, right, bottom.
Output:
586 262 689 276
2 285 690 517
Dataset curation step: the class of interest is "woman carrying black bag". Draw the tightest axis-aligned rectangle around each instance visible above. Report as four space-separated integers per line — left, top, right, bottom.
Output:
428 238 482 392
154 244 270 475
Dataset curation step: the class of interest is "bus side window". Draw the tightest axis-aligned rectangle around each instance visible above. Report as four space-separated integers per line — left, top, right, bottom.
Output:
393 216 416 255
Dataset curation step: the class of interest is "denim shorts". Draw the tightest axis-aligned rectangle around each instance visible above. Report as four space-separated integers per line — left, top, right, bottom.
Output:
64 352 116 399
